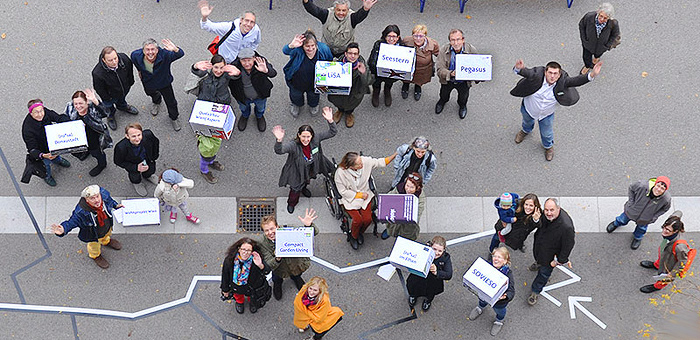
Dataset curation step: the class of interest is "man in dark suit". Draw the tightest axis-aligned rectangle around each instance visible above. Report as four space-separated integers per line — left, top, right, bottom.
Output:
510 59 601 161
113 122 160 197
92 46 138 131
579 3 620 74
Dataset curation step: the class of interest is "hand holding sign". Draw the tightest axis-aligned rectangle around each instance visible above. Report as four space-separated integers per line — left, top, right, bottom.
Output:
298 208 318 227
430 263 437 275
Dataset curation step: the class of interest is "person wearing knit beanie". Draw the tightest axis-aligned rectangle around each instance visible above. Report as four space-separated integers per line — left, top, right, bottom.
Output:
153 168 201 225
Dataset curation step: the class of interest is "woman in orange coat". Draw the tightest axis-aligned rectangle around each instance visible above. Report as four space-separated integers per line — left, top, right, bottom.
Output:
293 276 344 340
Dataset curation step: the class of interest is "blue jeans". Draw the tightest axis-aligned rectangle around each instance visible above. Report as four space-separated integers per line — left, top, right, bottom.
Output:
531 264 554 294
238 98 267 118
479 299 507 321
287 81 319 108
614 212 648 240
489 233 501 253
521 102 554 149
43 156 65 179
102 97 128 117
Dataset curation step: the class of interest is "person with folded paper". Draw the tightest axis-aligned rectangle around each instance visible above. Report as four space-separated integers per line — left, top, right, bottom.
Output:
406 236 452 312
63 89 112 177
381 172 425 241
50 185 123 269
21 99 71 186
468 247 515 336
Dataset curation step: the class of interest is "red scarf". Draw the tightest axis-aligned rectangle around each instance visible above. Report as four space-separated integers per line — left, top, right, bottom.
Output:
301 291 317 307
89 203 107 227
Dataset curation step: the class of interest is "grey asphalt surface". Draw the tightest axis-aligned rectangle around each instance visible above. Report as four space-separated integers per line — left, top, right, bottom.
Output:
2 0 699 198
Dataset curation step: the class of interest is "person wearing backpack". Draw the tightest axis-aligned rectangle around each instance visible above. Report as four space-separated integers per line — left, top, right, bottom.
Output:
198 0 260 63
639 211 695 293
391 136 437 190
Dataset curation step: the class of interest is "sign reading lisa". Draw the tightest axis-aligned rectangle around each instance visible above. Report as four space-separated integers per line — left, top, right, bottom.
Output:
389 236 435 278
121 198 161 226
455 54 493 81
275 227 314 258
376 43 416 80
44 120 88 154
314 61 352 95
188 100 236 140
462 257 509 306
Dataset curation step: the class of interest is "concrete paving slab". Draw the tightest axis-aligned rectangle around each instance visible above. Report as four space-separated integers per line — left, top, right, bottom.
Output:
427 197 482 233
560 197 599 233
597 197 630 233
0 196 45 234
275 197 342 233
672 197 700 232
171 197 238 234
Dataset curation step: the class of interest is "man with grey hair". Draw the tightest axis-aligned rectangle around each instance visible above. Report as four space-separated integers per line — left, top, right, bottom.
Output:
527 198 575 306
131 38 185 131
578 3 620 74
199 0 261 63
50 185 123 269
302 0 378 57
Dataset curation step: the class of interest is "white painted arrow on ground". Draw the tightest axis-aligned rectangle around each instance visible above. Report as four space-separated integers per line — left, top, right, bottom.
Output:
568 296 607 329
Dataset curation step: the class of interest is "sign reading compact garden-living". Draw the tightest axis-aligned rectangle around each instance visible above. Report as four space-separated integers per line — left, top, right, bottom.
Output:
275 227 315 257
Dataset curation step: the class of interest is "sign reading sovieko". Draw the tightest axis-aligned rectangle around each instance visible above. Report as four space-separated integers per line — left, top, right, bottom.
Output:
462 257 509 306
275 227 314 257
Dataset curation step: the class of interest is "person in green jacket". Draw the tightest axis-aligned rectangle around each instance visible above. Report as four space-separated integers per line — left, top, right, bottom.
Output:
328 42 373 128
258 208 320 300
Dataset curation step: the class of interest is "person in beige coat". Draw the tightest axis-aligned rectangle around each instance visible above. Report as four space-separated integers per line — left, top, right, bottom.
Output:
401 24 440 101
153 168 200 224
334 151 396 249
435 29 477 119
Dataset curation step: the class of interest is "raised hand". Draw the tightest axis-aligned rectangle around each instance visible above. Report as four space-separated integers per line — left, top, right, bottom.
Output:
252 251 263 268
532 207 541 221
84 88 99 105
161 39 179 52
194 60 212 71
198 0 213 19
357 62 366 74
272 125 285 141
223 64 240 76
289 34 305 49
50 223 64 235
363 0 378 10
298 208 318 226
591 61 603 78
254 57 268 73
321 106 334 122
514 59 524 70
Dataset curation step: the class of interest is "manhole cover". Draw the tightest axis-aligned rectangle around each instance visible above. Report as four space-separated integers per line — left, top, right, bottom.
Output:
237 198 275 233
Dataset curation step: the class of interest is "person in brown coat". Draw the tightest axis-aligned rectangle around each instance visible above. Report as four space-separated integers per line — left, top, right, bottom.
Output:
435 29 477 119
401 24 439 101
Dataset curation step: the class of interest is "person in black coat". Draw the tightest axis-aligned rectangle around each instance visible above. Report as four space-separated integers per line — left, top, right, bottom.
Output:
579 3 620 74
527 198 575 306
489 193 542 253
21 99 71 186
406 236 453 312
229 48 276 132
113 123 160 197
221 237 271 314
64 89 112 177
91 46 138 131
367 24 404 107
510 59 602 161
468 247 516 336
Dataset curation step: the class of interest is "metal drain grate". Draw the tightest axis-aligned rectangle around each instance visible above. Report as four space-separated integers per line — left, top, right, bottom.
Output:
237 198 276 233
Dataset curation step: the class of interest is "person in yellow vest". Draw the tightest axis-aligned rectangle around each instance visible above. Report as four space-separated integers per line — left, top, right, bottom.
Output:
302 0 377 58
294 276 344 339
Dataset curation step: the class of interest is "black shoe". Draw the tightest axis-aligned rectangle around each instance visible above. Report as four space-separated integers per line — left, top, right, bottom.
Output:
606 221 618 233
273 280 283 300
44 176 57 187
257 116 266 132
631 238 642 250
434 102 444 114
381 229 390 240
349 237 359 250
422 300 432 311
640 284 660 293
235 302 244 314
119 105 139 115
414 87 422 101
89 165 106 177
301 187 312 198
640 260 656 269
107 116 117 131
74 152 89 161
238 116 248 131
401 83 409 99
287 204 294 214
408 296 416 308
249 302 258 314
291 276 305 290
357 233 364 245
56 158 71 168
458 107 467 119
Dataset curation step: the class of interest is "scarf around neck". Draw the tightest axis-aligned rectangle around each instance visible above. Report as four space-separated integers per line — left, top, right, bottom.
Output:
342 57 360 70
233 254 253 285
302 291 318 307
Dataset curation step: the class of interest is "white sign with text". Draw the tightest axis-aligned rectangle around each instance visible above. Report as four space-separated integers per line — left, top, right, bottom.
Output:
376 43 416 80
121 198 161 226
455 54 493 81
275 227 314 257
44 120 88 154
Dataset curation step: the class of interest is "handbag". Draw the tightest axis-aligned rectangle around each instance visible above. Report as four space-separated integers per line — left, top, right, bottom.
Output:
207 23 236 55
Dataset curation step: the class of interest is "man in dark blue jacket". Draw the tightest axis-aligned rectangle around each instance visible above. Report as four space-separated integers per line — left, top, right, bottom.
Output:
92 46 139 131
51 185 123 269
131 39 185 131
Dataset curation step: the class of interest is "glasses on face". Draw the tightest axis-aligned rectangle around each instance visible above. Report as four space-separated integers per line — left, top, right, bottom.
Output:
239 247 253 253
412 34 425 38
386 34 399 39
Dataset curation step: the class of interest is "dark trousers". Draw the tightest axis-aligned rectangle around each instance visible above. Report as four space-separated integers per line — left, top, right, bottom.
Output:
127 162 156 184
288 81 320 108
312 316 342 340
531 264 554 294
372 77 397 88
287 185 306 208
90 149 107 168
272 272 305 289
582 45 604 68
489 233 501 253
438 82 469 108
144 84 179 120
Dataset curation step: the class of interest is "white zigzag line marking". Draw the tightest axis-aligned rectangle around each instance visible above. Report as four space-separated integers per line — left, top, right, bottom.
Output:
0 231 494 318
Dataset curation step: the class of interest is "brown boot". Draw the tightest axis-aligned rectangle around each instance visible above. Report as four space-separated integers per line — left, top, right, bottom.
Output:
105 238 122 250
209 161 224 171
345 113 355 128
384 83 393 106
201 171 218 184
371 87 380 107
514 130 528 144
333 110 343 123
93 255 110 269
544 147 554 161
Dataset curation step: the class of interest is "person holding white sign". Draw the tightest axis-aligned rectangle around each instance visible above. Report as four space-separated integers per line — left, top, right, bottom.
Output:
368 25 404 107
468 247 515 336
435 29 478 119
283 30 334 118
220 237 271 314
50 185 123 269
401 24 440 101
302 0 377 58
114 123 160 197
406 236 452 312
64 89 112 177
328 43 373 128
258 209 319 300
21 99 71 186
511 59 602 161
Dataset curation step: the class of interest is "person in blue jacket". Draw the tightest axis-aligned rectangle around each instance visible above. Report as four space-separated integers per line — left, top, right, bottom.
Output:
490 192 520 252
283 30 333 118
50 185 123 269
131 38 185 131
468 246 516 336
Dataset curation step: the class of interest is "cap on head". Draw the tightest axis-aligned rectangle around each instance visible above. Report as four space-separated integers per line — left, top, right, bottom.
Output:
499 193 513 208
162 169 183 185
238 48 255 59
656 176 670 190
81 185 100 198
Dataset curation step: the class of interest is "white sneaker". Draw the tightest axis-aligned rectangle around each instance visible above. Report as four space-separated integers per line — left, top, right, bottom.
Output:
309 105 319 116
171 119 182 131
146 174 159 185
468 306 483 320
290 104 300 118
